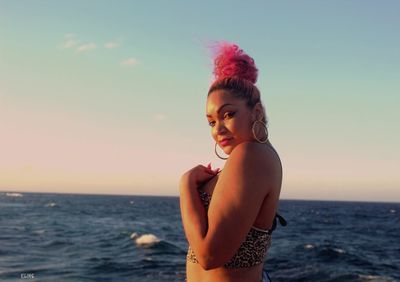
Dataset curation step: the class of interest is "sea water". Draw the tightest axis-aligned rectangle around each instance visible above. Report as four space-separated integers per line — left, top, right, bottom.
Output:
0 192 399 281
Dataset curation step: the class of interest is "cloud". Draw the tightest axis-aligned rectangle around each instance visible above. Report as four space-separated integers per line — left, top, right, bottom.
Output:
63 39 79 49
60 34 129 61
105 41 120 49
120 58 138 66
60 33 79 49
154 114 167 121
76 43 97 53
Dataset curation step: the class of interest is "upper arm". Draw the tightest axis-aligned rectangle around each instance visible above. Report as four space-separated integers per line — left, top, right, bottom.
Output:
202 142 271 268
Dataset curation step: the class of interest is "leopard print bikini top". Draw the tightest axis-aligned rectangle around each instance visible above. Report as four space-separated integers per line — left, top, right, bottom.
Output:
186 190 286 268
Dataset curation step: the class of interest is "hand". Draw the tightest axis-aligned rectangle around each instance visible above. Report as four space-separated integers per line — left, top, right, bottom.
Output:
181 163 220 188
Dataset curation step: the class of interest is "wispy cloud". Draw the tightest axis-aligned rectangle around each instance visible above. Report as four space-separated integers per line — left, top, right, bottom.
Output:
60 34 96 53
76 43 97 53
120 58 138 67
154 114 167 121
60 33 79 49
105 41 120 49
60 34 132 63
63 39 78 49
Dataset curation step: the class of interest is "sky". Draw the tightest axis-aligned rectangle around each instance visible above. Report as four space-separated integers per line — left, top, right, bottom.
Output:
0 1 399 202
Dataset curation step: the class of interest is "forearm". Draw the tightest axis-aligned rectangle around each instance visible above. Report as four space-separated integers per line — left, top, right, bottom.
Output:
179 176 208 256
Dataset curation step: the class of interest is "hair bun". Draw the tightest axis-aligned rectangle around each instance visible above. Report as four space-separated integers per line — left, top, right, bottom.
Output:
211 42 258 84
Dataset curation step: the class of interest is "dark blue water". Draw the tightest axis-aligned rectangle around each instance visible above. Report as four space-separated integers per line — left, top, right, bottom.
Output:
0 192 399 282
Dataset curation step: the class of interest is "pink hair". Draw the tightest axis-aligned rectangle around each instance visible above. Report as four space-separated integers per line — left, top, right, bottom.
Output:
211 42 258 84
207 42 267 125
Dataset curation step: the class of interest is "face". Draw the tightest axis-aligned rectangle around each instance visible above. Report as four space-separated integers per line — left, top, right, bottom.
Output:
206 90 263 155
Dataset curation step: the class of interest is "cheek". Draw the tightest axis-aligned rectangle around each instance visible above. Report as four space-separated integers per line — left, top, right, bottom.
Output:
231 119 248 134
234 121 251 137
211 128 218 140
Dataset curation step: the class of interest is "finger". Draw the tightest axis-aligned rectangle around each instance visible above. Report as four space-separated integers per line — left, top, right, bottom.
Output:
206 168 218 174
207 163 211 169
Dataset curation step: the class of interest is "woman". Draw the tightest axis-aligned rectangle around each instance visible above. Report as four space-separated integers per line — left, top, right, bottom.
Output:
179 43 286 282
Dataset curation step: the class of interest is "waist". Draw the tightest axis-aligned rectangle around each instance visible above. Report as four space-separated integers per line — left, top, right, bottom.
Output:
186 259 264 282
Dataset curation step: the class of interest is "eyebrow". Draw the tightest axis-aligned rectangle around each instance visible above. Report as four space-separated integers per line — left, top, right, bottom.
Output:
206 103 234 118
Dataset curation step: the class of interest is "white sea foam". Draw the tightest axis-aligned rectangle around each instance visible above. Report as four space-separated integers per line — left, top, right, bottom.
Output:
45 202 57 207
389 209 396 213
33 229 46 235
358 274 396 281
6 192 23 197
131 233 160 246
130 201 134 204
304 244 315 249
333 248 345 254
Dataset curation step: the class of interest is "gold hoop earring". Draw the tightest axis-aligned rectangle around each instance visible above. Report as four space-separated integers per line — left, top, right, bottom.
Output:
252 120 269 143
215 142 228 160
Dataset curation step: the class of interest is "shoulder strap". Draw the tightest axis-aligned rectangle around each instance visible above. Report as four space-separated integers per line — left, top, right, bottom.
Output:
270 213 288 232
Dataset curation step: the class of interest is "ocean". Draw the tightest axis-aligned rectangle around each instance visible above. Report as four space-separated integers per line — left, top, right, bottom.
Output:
0 192 399 282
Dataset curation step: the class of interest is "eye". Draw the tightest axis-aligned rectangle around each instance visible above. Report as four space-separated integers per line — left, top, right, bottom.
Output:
208 121 215 127
224 112 235 119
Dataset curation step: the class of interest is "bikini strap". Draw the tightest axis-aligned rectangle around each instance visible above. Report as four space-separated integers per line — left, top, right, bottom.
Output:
270 213 287 233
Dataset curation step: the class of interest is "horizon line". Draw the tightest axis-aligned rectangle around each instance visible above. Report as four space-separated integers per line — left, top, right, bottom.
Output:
1 190 399 204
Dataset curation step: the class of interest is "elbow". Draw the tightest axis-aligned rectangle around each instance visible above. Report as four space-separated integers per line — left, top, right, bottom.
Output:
198 256 221 271
197 249 226 270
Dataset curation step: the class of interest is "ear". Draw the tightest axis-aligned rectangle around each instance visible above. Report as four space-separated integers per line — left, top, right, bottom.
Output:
252 103 264 122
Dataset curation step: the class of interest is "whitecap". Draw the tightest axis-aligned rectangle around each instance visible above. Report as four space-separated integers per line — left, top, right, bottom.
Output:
45 202 57 207
358 274 396 281
304 244 315 249
132 233 161 246
333 248 345 254
389 209 396 213
33 229 46 235
130 201 134 204
6 192 23 197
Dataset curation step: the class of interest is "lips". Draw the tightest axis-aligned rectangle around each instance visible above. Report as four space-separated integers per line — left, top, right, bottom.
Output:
219 137 233 146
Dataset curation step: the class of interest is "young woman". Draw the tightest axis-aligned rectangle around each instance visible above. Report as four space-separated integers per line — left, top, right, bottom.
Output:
180 43 286 282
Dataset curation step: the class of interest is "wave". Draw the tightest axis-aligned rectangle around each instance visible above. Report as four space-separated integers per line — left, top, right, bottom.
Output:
335 274 397 282
318 246 346 258
304 244 315 249
332 247 345 254
33 229 46 235
301 243 345 255
357 274 397 281
6 192 23 197
131 232 161 246
45 202 58 207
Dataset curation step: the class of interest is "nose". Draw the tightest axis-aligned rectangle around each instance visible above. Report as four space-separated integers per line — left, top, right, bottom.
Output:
215 121 228 135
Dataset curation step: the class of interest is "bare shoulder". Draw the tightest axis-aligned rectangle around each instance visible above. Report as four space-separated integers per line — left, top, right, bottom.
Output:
229 141 273 169
227 141 280 186
219 143 267 187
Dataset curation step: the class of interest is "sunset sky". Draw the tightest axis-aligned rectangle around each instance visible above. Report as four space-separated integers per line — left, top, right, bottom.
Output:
1 1 399 202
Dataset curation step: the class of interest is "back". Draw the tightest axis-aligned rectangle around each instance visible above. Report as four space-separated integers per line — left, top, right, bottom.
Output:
185 141 283 282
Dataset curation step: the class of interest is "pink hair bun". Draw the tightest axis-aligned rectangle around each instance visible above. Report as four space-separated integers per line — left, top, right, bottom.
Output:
212 42 258 84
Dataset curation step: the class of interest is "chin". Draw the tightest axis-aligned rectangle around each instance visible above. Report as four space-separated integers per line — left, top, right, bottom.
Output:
223 146 234 155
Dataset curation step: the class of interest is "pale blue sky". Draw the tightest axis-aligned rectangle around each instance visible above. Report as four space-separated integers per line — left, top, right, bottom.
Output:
0 1 399 202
